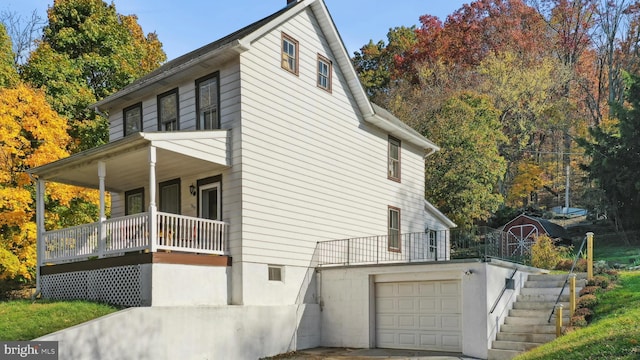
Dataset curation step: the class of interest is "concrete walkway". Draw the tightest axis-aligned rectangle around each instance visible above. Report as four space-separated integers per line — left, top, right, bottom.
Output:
267 347 480 359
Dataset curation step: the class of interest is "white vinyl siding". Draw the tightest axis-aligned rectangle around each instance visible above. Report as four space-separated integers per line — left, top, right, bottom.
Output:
238 8 426 274
107 63 240 141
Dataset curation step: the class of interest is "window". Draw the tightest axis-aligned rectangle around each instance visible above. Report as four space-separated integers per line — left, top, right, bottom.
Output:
317 54 332 91
158 89 179 131
388 136 401 181
388 206 401 251
196 73 219 130
281 33 298 75
124 103 142 136
268 265 283 281
125 188 144 215
159 178 181 214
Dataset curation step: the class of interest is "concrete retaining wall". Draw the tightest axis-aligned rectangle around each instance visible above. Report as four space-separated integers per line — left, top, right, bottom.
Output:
36 305 321 360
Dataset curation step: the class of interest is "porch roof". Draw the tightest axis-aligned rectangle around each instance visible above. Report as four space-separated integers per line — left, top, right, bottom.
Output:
28 131 230 192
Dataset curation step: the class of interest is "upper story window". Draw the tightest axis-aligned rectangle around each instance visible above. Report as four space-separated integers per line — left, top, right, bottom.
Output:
388 136 401 182
158 88 179 131
317 54 332 92
196 73 220 130
123 103 142 136
281 33 298 75
388 206 401 251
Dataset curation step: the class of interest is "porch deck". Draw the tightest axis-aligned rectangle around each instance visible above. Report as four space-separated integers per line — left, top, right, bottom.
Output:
41 212 228 265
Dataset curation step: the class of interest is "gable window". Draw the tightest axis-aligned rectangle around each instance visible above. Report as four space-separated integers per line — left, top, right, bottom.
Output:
159 178 181 214
317 54 332 92
281 33 298 75
158 88 179 131
196 73 219 130
124 103 142 136
125 188 144 215
388 136 401 181
388 206 401 251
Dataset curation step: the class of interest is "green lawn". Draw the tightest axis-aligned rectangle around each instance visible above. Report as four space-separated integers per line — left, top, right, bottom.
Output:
0 300 118 340
515 271 640 360
594 244 640 266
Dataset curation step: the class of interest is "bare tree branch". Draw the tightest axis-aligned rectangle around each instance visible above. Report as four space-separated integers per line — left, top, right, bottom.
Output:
0 9 44 65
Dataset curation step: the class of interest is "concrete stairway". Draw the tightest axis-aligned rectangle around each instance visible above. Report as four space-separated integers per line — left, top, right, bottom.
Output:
487 273 587 360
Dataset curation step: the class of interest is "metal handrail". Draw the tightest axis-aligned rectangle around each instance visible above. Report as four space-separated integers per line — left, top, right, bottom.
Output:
547 235 588 323
489 268 518 314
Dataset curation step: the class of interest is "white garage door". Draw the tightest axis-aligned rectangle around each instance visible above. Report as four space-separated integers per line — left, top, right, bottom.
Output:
375 280 462 352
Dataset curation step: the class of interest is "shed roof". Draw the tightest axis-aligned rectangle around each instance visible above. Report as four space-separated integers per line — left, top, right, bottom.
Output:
504 214 571 240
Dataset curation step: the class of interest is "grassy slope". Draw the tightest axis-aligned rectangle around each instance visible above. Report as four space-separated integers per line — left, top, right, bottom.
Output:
515 271 640 360
0 300 118 340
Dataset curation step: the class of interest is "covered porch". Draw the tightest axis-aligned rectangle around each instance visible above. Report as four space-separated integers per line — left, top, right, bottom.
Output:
41 210 227 264
29 131 232 305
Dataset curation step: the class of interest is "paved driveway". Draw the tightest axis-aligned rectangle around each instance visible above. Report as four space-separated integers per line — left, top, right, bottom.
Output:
264 347 478 359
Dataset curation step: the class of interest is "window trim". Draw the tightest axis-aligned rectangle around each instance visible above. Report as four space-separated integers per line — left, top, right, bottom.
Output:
195 72 220 130
158 178 181 215
157 88 180 131
268 265 283 282
124 187 145 216
281 32 299 75
388 206 401 252
426 228 437 254
123 102 143 137
388 136 401 182
196 175 222 220
317 54 332 92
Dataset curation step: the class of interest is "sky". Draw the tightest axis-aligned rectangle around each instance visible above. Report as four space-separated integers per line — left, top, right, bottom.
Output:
2 0 469 61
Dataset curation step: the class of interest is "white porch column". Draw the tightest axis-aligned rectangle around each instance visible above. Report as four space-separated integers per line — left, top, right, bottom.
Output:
35 179 45 295
149 146 158 252
98 162 107 257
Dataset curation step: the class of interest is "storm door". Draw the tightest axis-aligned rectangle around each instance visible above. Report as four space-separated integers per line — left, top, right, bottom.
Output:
199 182 221 221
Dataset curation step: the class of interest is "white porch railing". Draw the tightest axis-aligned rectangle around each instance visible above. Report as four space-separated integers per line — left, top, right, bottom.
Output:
42 212 228 264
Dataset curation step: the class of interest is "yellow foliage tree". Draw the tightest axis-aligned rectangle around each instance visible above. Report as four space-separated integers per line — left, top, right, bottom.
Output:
0 84 98 281
530 234 568 270
507 160 551 207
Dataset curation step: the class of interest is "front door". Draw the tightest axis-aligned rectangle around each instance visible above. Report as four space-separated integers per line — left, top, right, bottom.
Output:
199 181 221 220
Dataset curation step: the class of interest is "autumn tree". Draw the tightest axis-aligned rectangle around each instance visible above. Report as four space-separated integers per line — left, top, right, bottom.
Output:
0 24 18 88
423 93 507 229
507 160 551 207
0 84 98 280
353 26 418 101
21 0 166 151
432 0 549 68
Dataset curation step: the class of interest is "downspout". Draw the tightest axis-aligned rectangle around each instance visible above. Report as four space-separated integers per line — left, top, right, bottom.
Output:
28 173 44 299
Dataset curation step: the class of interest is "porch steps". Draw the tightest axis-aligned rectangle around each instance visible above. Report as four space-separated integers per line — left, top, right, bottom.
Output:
487 273 586 360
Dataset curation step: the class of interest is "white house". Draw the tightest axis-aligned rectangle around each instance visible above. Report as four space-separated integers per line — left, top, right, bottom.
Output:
29 1 542 359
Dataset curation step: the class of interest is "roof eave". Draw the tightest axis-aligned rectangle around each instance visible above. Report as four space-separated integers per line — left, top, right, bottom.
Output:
425 199 457 228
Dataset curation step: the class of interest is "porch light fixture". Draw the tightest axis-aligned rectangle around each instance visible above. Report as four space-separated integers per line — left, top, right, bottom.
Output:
189 184 196 196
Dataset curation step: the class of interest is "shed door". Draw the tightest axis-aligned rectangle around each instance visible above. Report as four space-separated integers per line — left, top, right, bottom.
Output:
375 281 462 352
